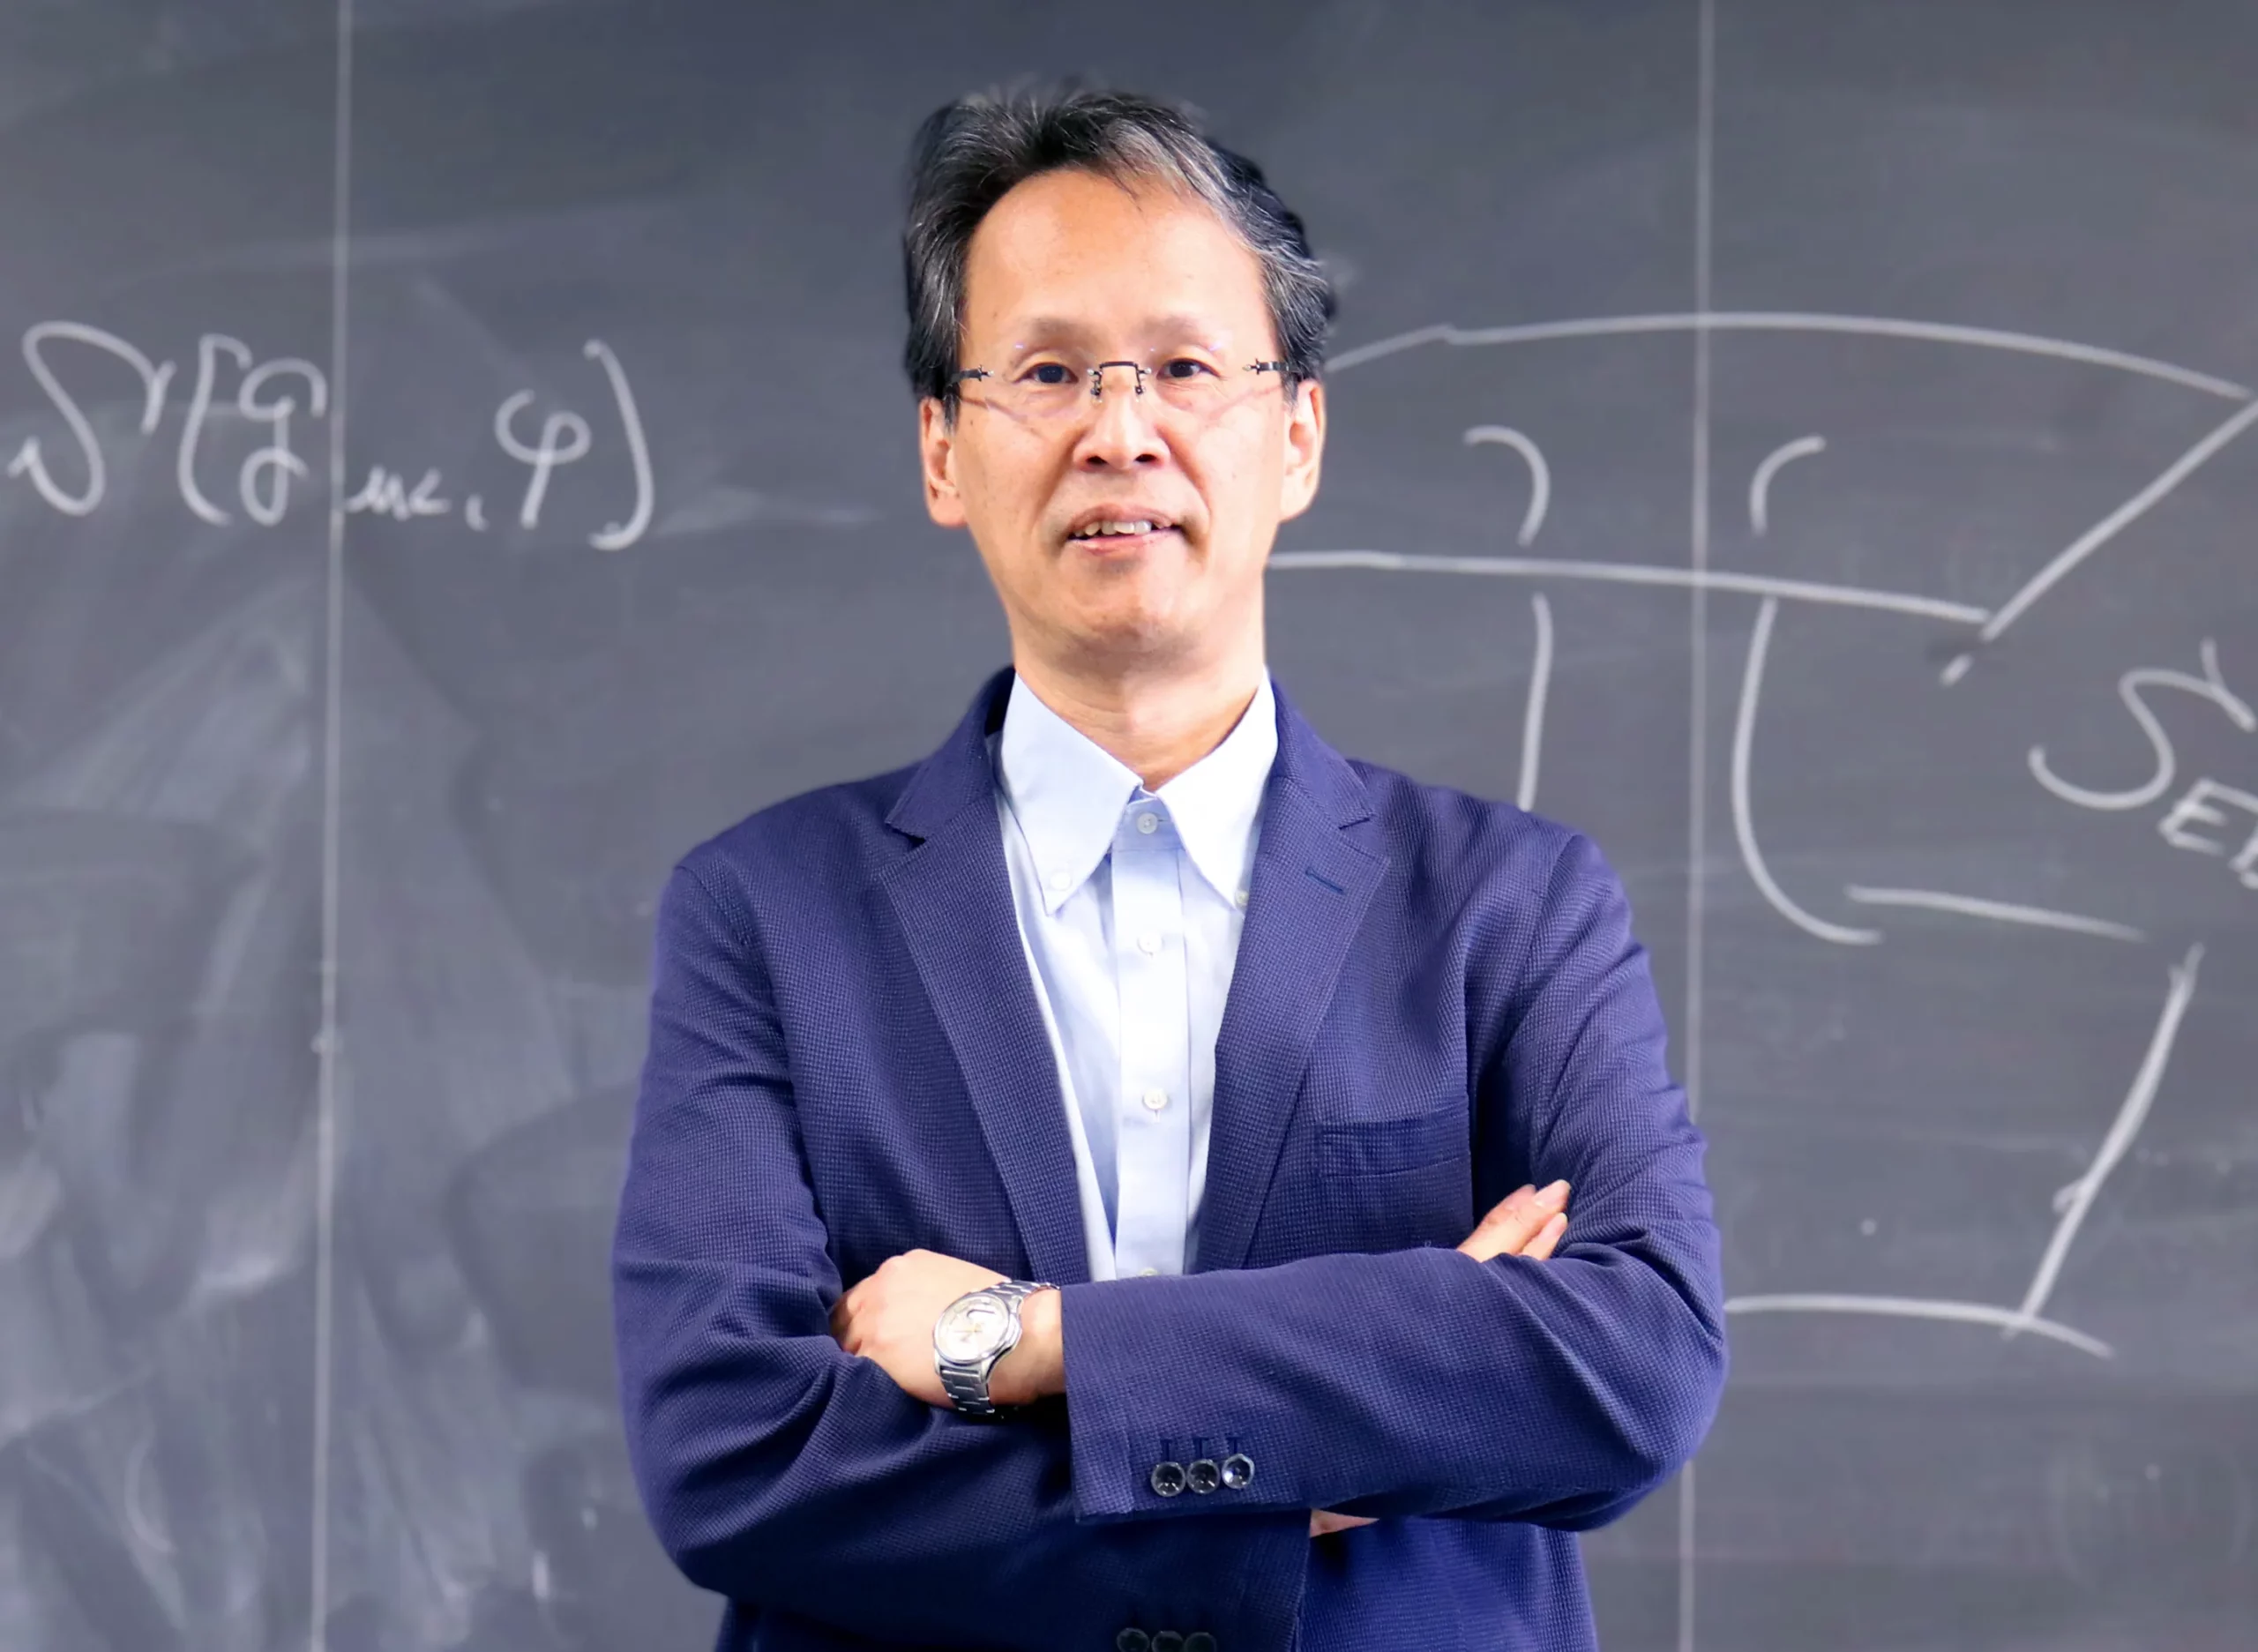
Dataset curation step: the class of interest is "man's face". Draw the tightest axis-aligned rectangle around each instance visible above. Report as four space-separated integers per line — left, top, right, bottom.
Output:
918 167 1326 672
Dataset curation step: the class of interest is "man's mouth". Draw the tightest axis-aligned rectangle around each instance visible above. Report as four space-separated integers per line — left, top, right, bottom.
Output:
1067 517 1178 544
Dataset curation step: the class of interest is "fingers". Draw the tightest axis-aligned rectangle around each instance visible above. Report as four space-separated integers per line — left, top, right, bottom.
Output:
828 1283 864 1350
1520 1210 1569 1261
1454 1178 1571 1263
1309 1508 1380 1536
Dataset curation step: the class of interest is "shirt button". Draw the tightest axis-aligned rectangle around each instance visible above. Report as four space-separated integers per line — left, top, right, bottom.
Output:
1233 888 1249 908
1137 1266 1159 1276
1137 930 1162 954
1135 811 1159 834
1046 868 1072 893
1141 1087 1169 1111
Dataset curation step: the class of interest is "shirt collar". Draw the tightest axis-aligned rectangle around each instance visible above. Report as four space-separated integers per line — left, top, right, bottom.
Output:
1156 672 1276 908
992 670 1278 916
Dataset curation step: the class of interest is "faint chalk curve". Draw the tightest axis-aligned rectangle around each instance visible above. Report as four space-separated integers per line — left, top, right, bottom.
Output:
1730 597 1882 946
1726 1292 2113 1358
1516 592 1553 812
2011 942 2205 1334
1843 886 2147 943
1462 425 1551 546
1327 311 2254 402
1268 550 1988 626
1748 434 1826 537
1941 398 2258 684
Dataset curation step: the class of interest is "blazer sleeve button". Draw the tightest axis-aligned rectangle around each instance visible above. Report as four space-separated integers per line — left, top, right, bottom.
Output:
1185 1458 1221 1494
1151 1633 1185 1652
1185 1634 1217 1652
1220 1452 1254 1490
1114 1631 1151 1652
1148 1460 1186 1497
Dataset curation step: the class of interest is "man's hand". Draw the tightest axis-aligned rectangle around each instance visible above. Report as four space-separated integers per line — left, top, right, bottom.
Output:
830 1249 1052 1409
1456 1177 1570 1267
1309 1179 1570 1538
826 1182 1567 1514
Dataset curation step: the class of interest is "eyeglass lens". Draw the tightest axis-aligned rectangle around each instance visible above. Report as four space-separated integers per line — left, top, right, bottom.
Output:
953 355 1285 415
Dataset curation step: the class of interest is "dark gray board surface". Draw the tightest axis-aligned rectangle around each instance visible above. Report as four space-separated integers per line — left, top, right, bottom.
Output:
0 2 2254 1648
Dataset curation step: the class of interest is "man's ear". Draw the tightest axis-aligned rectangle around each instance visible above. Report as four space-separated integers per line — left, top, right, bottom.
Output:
1276 378 1327 523
919 397 968 528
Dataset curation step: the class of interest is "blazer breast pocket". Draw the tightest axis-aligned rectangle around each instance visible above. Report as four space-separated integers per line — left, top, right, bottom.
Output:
1315 1103 1468 1177
1301 1103 1474 1258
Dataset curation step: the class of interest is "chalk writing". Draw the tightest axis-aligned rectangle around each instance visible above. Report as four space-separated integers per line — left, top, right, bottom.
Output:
1517 592 1552 812
1282 307 2258 1362
345 466 450 522
1462 424 1549 546
2028 640 2254 811
2030 639 2258 893
2157 779 2258 886
493 390 591 528
8 322 174 516
582 339 654 551
238 355 327 528
1 320 654 549
1747 433 1824 537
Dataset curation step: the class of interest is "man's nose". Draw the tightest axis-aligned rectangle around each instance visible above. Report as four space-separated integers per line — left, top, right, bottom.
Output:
1072 368 1168 469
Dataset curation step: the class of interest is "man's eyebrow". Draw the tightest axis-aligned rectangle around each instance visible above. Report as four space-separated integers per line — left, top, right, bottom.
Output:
1000 317 1095 350
999 314 1234 352
1143 313 1233 342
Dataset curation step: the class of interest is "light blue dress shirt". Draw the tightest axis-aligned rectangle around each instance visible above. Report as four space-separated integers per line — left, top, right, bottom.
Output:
986 670 1277 1282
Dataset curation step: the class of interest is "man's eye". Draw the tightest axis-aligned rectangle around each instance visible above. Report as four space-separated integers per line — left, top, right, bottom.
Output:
1158 359 1215 380
1026 363 1075 385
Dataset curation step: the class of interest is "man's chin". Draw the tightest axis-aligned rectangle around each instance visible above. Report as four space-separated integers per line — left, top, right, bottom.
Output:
1053 606 1200 663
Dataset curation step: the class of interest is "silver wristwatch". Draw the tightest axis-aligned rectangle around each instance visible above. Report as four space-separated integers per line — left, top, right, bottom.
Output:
932 1278 1056 1417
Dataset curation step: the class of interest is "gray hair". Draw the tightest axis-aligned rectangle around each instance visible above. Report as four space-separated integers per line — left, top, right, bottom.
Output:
901 85 1335 414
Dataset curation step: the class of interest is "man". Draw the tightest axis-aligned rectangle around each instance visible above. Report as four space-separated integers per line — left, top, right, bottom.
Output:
613 86 1725 1652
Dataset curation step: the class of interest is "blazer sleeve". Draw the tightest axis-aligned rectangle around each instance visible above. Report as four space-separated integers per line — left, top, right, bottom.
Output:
1058 829 1728 1530
611 863 1311 1651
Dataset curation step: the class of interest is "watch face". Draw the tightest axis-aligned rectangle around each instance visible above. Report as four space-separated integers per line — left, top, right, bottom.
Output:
934 1294 1008 1364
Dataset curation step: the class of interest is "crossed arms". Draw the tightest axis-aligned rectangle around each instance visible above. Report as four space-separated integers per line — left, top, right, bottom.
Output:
825 1179 1575 1535
612 837 1727 1649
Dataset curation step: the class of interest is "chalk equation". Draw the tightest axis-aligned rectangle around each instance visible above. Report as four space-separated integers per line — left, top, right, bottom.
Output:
3 322 654 549
1282 309 2258 1361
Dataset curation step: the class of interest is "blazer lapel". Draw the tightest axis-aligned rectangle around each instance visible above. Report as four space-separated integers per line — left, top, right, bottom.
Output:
879 669 1094 1288
1192 680 1387 1275
880 667 1387 1286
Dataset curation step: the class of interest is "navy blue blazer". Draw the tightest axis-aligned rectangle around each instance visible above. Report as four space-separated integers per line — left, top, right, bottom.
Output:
613 666 1726 1652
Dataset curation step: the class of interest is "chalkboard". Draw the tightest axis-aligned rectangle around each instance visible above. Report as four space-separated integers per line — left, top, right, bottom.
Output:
2 3 2254 1649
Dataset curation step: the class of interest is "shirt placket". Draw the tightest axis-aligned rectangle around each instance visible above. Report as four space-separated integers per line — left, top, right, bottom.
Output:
1109 795 1193 1278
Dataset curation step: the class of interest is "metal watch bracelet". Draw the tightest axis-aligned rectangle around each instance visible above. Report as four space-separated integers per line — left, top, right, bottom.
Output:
936 1278 1056 1418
